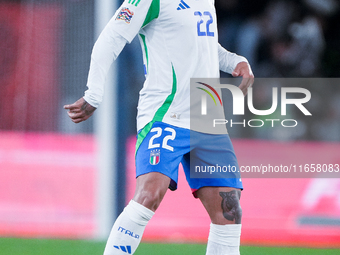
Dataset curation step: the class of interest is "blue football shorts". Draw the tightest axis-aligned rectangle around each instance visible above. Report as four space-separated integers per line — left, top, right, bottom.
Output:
135 121 243 197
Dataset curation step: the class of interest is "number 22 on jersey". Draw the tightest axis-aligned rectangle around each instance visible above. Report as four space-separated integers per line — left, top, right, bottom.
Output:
194 11 214 37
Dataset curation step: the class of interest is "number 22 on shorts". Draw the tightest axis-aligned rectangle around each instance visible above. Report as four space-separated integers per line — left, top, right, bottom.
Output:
148 127 176 151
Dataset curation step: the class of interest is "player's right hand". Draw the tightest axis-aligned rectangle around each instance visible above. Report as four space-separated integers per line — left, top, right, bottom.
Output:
63 97 96 123
232 61 254 96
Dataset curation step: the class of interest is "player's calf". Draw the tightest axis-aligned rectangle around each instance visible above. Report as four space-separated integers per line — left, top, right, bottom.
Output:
103 200 154 255
205 190 242 255
206 223 242 255
197 187 243 255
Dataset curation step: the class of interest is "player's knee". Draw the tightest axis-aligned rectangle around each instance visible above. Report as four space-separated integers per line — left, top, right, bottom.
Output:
220 200 242 224
134 189 163 212
234 203 242 223
219 190 242 224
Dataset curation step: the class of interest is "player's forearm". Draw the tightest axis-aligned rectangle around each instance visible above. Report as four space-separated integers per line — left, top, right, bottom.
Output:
218 44 248 74
83 26 127 108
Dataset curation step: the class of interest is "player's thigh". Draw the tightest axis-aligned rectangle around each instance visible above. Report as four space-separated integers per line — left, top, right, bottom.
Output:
134 122 190 210
196 186 242 225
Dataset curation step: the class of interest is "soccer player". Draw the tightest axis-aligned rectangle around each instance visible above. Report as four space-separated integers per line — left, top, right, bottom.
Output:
64 0 254 254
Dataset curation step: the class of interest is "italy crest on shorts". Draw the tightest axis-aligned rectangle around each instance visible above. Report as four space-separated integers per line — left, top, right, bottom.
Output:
150 149 160 165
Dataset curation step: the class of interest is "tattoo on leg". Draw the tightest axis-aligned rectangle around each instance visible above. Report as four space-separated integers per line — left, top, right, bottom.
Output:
219 190 242 224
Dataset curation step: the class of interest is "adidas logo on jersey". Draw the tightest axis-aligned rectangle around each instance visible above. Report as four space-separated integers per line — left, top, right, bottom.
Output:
177 0 190 10
114 245 132 254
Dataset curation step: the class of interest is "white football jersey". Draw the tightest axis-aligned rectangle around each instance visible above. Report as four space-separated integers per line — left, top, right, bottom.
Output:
83 0 247 131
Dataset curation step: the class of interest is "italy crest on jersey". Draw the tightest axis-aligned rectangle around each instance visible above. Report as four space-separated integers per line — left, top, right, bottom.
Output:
116 7 134 24
150 149 160 165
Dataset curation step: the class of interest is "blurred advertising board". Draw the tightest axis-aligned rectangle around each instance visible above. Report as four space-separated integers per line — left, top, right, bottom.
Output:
0 132 95 238
0 3 61 131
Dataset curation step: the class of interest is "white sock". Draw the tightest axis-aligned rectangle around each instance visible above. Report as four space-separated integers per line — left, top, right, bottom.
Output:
103 200 154 255
206 223 242 255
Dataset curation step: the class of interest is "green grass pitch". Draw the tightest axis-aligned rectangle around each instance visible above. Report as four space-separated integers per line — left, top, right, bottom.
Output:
0 238 339 255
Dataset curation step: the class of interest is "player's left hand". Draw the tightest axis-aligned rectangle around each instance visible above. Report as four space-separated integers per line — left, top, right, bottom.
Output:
232 61 254 96
64 97 96 123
